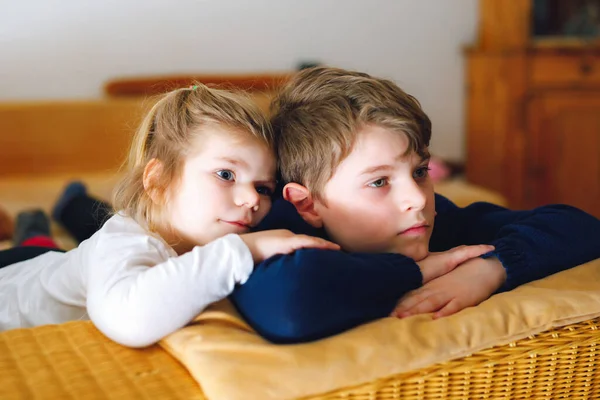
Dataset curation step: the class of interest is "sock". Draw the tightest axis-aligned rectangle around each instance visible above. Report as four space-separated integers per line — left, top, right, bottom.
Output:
13 209 52 246
20 235 59 249
52 181 87 222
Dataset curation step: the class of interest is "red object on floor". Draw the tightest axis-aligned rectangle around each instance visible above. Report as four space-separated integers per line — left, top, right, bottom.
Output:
21 235 59 249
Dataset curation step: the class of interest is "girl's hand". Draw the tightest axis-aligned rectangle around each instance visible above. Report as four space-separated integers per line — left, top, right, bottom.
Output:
240 229 340 263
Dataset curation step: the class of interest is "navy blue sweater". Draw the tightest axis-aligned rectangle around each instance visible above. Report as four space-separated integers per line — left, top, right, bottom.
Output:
230 194 600 344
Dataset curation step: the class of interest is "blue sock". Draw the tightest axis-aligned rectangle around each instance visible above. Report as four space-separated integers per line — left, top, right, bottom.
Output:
52 181 87 221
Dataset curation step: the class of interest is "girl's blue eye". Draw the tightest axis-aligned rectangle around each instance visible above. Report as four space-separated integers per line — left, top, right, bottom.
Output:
414 167 431 179
216 170 235 181
256 186 273 196
368 178 388 188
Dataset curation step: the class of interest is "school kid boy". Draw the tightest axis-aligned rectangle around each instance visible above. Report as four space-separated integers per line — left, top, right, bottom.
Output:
230 66 600 343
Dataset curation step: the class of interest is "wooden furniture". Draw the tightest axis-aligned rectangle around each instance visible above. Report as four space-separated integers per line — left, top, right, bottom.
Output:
465 0 600 217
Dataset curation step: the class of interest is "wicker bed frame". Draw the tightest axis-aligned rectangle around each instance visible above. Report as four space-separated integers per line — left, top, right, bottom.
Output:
2 318 599 400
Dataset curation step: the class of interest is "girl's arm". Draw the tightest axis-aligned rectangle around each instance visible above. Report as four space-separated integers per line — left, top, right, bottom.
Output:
86 233 253 348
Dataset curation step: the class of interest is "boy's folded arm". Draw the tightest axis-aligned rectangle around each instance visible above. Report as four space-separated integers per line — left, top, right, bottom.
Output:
484 204 600 290
230 249 422 344
433 195 600 291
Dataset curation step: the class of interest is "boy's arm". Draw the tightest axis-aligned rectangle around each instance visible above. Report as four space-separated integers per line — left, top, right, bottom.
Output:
431 194 600 291
230 249 422 344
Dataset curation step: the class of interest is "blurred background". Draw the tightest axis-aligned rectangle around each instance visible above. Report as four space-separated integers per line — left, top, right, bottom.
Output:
0 0 599 244
1 0 476 162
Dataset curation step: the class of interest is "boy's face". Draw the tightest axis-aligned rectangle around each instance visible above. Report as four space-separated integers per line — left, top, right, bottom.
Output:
313 124 435 261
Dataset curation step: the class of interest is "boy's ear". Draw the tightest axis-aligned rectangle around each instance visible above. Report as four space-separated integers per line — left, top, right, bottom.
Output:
283 183 323 228
143 158 165 205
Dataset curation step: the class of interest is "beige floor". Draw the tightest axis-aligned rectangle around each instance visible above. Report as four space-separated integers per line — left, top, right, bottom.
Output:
0 174 507 250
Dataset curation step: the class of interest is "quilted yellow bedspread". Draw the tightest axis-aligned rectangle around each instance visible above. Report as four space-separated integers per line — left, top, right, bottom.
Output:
0 321 203 400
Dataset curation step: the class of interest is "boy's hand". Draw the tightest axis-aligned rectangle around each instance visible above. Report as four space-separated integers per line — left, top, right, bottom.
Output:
417 244 495 284
391 257 506 319
240 229 340 263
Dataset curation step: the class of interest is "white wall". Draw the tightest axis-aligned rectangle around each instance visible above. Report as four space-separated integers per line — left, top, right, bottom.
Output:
0 0 478 161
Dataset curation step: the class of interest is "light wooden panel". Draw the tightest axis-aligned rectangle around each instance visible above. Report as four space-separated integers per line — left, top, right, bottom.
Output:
0 93 274 178
528 92 600 217
465 51 528 208
0 99 148 177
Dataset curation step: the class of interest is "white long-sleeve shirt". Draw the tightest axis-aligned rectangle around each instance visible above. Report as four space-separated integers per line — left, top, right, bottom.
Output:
0 213 253 347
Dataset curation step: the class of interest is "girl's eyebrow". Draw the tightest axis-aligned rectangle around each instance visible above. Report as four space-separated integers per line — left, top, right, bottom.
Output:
216 156 249 169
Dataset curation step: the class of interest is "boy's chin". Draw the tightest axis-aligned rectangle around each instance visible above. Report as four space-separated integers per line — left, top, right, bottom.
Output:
395 244 429 262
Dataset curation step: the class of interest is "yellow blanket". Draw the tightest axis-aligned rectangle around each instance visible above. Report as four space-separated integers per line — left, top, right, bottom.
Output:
0 320 203 400
161 258 600 400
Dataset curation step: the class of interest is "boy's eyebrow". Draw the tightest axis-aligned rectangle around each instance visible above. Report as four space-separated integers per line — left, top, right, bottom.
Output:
360 152 432 176
359 164 393 176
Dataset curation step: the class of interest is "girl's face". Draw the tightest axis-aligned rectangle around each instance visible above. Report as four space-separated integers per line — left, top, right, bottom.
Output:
160 125 276 254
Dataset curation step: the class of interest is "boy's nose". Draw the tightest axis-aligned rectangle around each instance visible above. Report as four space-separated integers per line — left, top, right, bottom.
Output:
396 181 427 212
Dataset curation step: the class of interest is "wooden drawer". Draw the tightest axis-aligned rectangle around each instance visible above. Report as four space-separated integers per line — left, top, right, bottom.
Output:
529 53 600 88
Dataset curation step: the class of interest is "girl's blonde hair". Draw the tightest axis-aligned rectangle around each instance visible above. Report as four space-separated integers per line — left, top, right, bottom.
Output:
112 83 274 231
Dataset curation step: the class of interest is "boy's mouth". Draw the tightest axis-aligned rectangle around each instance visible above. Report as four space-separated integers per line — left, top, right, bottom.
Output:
399 222 429 236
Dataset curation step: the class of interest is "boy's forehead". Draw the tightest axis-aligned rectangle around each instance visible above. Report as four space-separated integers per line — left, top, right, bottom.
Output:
351 125 409 157
342 126 428 170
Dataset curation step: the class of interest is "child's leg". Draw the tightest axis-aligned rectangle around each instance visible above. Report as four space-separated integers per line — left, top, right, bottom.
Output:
0 210 63 269
52 182 111 243
14 210 59 249
0 246 64 269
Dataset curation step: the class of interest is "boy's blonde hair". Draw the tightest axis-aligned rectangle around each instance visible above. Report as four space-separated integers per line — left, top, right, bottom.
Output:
113 84 274 231
271 66 431 200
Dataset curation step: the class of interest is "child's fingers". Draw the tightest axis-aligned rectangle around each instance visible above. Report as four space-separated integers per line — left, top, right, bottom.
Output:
433 299 462 319
449 244 494 268
391 289 428 316
292 235 340 250
395 291 450 318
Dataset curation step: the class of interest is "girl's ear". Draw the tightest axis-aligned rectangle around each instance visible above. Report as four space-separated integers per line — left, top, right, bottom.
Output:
143 158 165 205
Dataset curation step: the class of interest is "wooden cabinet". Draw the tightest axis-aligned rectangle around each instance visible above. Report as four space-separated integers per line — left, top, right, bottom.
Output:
466 0 600 217
527 92 600 213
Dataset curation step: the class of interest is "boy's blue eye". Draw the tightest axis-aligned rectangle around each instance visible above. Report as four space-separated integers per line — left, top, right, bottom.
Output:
368 178 388 188
413 167 430 179
216 170 235 181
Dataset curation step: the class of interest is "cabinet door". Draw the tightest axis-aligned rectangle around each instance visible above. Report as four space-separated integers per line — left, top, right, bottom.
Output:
528 92 600 217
